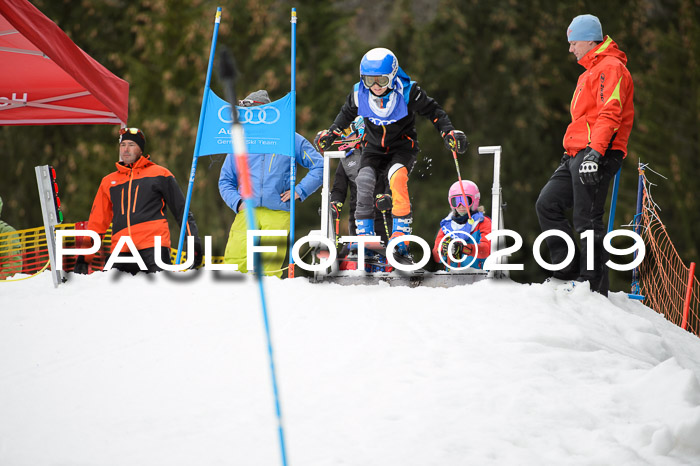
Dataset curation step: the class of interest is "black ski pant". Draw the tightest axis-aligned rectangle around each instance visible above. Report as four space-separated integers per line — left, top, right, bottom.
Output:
109 246 172 274
535 149 623 295
355 150 416 220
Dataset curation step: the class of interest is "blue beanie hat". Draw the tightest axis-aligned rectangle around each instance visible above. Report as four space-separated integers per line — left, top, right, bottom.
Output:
567 14 603 41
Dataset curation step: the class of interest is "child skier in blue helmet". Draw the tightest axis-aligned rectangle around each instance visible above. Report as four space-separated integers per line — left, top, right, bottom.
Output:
432 180 492 270
331 117 392 272
316 48 468 263
331 116 392 247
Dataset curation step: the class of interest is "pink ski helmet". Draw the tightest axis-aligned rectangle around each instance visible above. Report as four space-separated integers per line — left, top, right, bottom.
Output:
448 180 480 211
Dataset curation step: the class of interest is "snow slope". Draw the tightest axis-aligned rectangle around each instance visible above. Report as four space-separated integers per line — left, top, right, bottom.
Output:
1 271 700 465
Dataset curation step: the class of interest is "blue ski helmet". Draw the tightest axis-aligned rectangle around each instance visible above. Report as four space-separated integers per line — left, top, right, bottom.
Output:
359 48 399 89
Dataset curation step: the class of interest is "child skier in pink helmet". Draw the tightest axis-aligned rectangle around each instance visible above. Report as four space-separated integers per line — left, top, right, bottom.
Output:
432 180 492 270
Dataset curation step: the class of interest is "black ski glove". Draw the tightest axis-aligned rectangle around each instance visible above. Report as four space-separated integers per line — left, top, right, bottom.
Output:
73 255 89 275
441 237 472 260
314 127 342 151
579 148 603 185
374 193 393 212
440 237 455 258
442 130 468 154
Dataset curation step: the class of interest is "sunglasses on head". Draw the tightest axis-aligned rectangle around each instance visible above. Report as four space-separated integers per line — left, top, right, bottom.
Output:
449 194 472 209
361 75 391 88
238 99 266 107
119 127 143 136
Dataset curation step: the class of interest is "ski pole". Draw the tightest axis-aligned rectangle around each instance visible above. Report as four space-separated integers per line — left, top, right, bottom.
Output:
218 46 288 466
335 216 340 248
381 212 390 240
452 149 473 222
330 201 342 248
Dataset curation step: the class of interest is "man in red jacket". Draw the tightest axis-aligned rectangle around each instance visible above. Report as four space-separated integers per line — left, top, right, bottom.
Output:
536 14 634 296
74 128 202 274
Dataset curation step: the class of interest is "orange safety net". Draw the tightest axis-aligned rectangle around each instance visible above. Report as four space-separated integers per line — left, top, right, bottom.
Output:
636 172 699 337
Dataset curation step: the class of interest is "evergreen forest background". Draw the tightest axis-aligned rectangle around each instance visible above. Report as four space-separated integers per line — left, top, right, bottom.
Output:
1 0 698 290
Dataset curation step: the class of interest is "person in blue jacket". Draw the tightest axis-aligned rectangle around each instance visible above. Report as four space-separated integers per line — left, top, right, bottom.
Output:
219 90 324 277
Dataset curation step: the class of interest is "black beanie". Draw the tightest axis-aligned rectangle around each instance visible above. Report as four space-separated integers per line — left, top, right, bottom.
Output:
119 128 146 152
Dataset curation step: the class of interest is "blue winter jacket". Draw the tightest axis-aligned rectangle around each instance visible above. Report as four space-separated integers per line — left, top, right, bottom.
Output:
219 133 324 213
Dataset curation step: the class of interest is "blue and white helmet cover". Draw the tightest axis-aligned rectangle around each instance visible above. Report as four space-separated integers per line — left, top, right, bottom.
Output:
359 48 399 88
350 115 365 137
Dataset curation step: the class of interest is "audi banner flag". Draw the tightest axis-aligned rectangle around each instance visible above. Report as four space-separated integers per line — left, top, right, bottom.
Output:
196 91 294 157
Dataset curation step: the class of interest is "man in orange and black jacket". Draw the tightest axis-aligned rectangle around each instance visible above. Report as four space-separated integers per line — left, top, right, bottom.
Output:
536 14 634 296
74 128 202 274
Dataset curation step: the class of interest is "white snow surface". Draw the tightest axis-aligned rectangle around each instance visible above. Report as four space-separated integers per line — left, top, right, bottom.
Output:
1 271 700 466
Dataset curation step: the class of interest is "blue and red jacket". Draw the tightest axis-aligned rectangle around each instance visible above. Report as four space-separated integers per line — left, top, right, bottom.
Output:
432 211 492 269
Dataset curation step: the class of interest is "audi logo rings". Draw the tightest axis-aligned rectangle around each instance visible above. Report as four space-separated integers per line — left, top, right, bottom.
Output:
218 105 281 125
239 106 280 124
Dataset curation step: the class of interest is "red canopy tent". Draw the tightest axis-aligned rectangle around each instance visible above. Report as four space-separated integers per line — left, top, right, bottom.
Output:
0 0 128 125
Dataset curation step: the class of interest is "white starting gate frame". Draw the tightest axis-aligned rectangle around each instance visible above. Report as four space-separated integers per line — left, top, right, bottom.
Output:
307 146 508 285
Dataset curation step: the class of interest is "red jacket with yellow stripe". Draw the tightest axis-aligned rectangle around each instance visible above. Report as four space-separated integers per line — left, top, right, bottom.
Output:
564 36 634 157
86 155 200 253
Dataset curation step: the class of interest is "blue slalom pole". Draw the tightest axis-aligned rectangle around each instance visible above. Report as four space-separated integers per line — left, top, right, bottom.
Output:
629 163 646 300
219 46 289 466
288 8 298 277
607 168 621 233
176 7 222 264
634 164 645 236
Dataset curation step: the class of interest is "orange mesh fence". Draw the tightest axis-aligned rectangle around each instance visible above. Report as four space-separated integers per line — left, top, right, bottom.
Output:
636 170 699 337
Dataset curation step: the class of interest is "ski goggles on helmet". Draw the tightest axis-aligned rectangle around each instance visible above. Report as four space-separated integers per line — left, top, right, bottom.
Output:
361 75 391 88
449 194 472 209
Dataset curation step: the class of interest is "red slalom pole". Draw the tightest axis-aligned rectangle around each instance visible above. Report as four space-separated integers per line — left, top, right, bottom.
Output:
452 150 473 221
682 262 696 331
